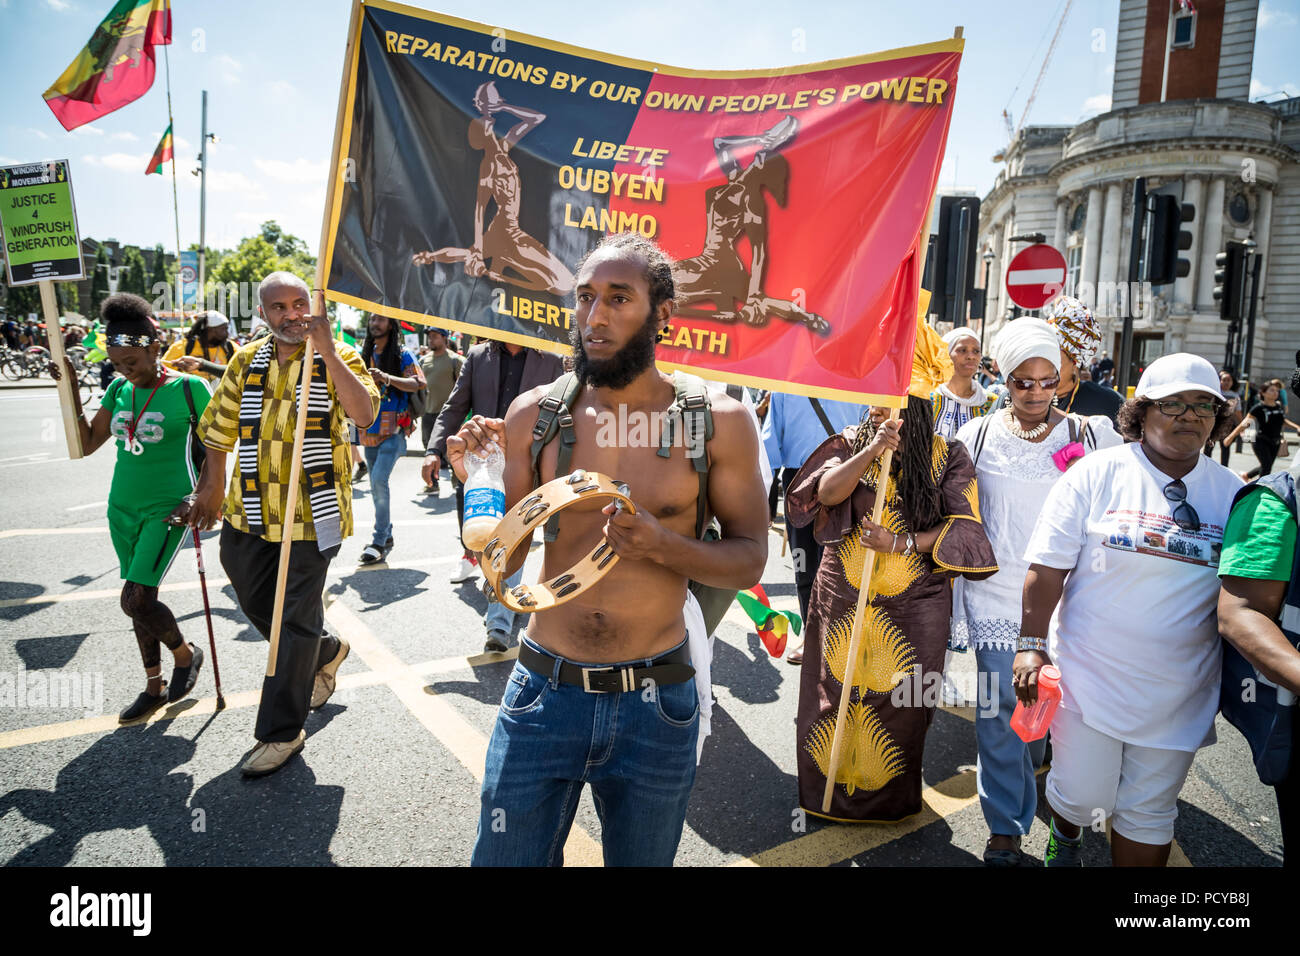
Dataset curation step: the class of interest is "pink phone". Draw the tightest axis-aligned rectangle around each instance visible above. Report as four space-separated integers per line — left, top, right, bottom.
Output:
1052 441 1085 471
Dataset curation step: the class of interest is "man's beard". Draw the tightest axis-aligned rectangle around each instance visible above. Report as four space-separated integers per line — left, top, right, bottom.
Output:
570 308 660 389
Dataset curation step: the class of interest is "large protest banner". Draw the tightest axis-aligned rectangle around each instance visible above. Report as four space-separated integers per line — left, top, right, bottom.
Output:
320 0 962 404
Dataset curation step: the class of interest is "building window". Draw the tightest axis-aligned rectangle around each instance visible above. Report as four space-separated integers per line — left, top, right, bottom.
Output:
1070 202 1087 232
1172 10 1196 48
1228 192 1251 226
1065 245 1082 298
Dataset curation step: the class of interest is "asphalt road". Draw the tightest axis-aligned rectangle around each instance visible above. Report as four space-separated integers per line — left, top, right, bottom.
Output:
0 384 1287 867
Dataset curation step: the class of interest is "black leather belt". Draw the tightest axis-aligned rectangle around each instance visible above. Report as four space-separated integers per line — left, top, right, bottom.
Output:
517 641 695 694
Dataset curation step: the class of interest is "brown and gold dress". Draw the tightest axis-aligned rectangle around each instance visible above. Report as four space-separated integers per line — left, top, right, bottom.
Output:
789 426 996 823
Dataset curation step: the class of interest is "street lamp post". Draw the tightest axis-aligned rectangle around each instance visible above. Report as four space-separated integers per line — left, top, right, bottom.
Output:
191 90 218 307
978 247 995 352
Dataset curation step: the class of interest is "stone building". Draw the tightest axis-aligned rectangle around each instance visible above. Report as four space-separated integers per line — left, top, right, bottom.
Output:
979 0 1297 386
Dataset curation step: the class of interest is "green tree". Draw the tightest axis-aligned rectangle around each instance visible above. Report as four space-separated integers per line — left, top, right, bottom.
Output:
148 243 168 292
89 246 109 315
260 220 311 262
56 281 79 316
119 247 148 296
0 277 40 320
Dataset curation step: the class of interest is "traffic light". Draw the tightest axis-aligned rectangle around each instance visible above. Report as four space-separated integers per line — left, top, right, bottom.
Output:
1142 194 1195 285
1213 241 1248 322
926 195 980 325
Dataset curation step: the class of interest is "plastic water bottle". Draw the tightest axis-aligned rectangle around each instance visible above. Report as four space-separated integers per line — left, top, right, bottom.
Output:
1010 665 1061 742
461 442 505 552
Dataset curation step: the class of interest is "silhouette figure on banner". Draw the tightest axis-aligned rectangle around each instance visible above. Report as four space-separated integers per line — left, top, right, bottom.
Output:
412 81 574 297
674 115 829 335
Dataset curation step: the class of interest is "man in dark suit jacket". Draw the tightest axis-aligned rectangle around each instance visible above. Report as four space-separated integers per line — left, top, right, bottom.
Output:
422 339 564 651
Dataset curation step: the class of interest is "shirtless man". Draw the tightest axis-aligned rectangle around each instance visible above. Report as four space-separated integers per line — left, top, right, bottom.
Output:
449 233 769 866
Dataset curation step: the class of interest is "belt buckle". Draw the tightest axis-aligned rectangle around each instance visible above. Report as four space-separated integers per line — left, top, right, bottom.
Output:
580 665 636 693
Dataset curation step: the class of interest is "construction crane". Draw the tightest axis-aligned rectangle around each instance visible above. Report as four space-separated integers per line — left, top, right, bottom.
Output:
996 0 1074 159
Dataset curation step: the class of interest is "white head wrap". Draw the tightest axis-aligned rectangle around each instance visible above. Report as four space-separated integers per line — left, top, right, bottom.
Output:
991 318 1061 378
941 327 980 354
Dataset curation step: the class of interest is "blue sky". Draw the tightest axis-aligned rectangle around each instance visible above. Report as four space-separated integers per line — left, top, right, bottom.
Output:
1 0 1297 256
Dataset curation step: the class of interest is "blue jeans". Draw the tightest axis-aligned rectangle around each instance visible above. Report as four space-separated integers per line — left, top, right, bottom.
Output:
362 431 405 548
471 636 699 866
485 566 522 637
975 645 1047 837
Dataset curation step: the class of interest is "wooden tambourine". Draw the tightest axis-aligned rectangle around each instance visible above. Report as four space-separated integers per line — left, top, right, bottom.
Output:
479 469 635 614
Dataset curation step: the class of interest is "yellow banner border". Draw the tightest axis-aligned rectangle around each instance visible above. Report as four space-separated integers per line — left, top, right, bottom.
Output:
364 0 963 78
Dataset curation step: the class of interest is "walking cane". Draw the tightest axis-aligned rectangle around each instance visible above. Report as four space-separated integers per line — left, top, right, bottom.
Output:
191 527 226 710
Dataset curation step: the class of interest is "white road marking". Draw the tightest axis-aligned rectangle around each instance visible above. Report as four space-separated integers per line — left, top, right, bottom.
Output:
65 500 108 512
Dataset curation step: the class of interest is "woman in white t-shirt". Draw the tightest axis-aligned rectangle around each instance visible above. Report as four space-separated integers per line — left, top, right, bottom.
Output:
1016 353 1241 866
953 318 1121 866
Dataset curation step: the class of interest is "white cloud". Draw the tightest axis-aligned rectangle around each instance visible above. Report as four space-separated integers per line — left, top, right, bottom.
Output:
217 55 242 86
1251 78 1300 100
82 151 151 173
71 125 104 136
1260 1 1299 29
1081 93 1112 116
252 157 327 183
174 135 193 151
109 131 138 142
20 127 50 141
268 80 297 102
43 0 72 11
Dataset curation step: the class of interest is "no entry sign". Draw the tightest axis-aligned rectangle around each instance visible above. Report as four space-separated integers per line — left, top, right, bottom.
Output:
1005 243 1066 310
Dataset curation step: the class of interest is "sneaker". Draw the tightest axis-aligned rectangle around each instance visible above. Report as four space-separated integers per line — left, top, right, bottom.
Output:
450 554 479 583
240 731 306 777
311 637 351 709
167 643 204 702
119 686 168 723
359 544 384 565
1044 824 1083 867
484 630 509 654
353 461 368 482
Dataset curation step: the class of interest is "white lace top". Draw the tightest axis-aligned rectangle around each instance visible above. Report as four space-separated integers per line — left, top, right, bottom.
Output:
950 410 1122 651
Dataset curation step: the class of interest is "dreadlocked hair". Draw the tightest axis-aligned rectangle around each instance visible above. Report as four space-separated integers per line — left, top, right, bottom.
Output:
574 233 678 315
361 313 404 377
849 398 944 533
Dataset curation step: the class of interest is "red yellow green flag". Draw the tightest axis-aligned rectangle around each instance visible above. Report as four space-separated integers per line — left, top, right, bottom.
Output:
43 0 172 132
736 584 802 658
146 122 173 175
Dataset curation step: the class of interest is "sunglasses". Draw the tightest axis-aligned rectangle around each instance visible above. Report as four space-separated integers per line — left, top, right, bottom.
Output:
1163 479 1200 533
1152 399 1221 419
1008 375 1061 392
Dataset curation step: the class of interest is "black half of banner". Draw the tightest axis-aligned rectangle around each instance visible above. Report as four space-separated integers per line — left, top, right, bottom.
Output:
326 4 654 348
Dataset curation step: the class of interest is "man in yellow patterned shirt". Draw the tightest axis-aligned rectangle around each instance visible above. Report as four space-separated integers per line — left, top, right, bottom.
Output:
188 271 380 777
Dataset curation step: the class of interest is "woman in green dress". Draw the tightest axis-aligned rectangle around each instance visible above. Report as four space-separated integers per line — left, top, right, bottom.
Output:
59 294 211 722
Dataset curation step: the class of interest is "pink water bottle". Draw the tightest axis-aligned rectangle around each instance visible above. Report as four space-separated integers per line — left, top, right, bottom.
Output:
1010 665 1061 742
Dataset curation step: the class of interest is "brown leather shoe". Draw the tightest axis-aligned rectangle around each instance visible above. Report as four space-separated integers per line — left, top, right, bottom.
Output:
311 638 350 709
240 731 305 777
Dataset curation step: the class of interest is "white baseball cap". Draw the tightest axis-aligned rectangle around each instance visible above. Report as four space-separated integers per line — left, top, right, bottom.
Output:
1134 353 1225 401
204 310 229 328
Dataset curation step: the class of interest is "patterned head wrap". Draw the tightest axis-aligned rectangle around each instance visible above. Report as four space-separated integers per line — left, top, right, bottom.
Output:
1043 295 1100 368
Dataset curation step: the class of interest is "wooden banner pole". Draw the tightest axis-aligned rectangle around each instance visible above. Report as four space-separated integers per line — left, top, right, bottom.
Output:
821 405 901 813
264 0 362 678
38 279 84 460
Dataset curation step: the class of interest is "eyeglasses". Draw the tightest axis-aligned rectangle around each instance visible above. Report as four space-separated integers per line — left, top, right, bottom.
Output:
1163 479 1200 533
1008 375 1061 392
1152 399 1222 419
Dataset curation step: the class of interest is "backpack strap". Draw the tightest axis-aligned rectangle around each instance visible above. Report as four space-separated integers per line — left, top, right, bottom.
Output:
658 372 713 539
530 372 583 542
179 376 206 482
971 412 995 467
